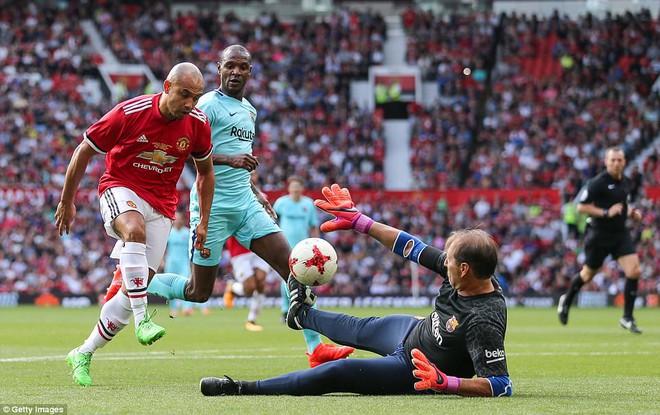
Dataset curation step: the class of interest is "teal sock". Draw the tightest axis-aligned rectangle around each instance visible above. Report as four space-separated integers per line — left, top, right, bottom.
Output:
280 280 290 315
303 304 322 354
147 273 188 300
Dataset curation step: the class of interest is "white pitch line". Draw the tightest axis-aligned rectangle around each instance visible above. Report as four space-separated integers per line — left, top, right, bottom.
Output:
509 350 656 357
1 349 657 363
0 354 301 363
513 342 660 348
0 348 302 363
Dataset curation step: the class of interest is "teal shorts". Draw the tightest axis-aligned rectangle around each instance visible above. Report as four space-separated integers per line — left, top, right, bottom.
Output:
189 199 280 266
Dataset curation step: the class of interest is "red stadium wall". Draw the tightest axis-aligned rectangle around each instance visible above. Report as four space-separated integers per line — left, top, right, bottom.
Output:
5 187 660 206
263 188 563 207
645 187 660 200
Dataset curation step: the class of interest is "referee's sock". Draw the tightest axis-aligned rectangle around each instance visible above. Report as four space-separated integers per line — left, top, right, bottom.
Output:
623 278 639 319
564 273 585 306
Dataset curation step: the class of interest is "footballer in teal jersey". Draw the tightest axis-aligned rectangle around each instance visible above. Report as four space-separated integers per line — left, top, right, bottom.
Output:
273 177 319 247
191 87 259 212
149 45 283 301
188 80 281 267
146 45 354 368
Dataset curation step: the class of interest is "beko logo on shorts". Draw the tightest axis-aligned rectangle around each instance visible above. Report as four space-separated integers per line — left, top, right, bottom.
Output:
485 349 505 363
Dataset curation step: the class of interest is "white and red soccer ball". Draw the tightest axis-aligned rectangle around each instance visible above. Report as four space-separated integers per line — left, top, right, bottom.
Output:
289 238 338 286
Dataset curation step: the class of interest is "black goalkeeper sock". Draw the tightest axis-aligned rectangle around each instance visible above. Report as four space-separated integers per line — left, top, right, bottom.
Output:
564 273 585 306
623 278 639 319
241 380 257 395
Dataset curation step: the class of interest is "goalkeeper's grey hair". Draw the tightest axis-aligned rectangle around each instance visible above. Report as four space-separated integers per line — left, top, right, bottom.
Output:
445 229 498 279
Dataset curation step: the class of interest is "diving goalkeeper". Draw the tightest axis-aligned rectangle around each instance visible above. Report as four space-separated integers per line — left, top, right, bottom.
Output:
200 184 513 397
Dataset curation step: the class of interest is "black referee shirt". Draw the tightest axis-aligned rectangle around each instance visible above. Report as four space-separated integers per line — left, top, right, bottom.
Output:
578 170 631 233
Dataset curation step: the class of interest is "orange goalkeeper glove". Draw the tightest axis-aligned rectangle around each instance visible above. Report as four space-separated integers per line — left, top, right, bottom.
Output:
314 184 374 233
411 348 461 394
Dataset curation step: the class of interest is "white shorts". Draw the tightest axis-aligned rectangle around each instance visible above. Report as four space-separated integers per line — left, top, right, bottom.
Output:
100 187 173 272
230 252 271 283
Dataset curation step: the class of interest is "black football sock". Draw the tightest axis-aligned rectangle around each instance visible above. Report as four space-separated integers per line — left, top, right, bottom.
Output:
564 273 585 307
623 278 639 319
241 380 257 394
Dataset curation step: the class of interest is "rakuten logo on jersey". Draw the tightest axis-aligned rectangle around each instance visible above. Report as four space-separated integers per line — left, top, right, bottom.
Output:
230 126 255 142
485 349 506 363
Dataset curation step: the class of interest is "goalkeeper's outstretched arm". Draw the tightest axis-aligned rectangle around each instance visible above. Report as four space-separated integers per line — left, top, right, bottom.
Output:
314 183 446 275
364 221 399 251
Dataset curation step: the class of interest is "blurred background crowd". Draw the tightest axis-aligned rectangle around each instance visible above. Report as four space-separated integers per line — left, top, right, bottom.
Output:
0 1 658 301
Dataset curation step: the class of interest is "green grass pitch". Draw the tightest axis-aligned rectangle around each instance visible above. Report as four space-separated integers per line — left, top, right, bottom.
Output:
0 305 658 414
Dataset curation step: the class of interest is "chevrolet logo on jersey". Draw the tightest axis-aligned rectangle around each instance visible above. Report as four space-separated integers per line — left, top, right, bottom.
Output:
137 149 178 166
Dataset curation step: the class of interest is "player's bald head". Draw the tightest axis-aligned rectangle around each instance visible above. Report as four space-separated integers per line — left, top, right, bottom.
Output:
219 45 252 64
160 62 205 120
166 62 204 85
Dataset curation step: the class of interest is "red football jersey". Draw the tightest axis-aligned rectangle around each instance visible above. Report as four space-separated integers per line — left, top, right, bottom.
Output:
84 93 212 219
226 236 251 257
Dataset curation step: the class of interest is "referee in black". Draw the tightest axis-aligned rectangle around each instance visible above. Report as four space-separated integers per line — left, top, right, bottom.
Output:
558 146 644 333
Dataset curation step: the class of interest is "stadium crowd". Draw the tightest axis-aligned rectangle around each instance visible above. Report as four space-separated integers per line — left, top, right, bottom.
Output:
92 1 388 190
0 2 658 302
403 8 659 192
473 10 659 192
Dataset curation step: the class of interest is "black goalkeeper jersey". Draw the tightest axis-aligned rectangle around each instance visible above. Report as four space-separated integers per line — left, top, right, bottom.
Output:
403 247 509 379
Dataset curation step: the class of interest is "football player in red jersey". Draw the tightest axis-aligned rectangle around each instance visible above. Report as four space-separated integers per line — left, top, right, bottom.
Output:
56 62 215 386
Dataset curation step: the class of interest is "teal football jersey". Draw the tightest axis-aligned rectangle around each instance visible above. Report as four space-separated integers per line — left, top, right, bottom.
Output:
191 89 258 212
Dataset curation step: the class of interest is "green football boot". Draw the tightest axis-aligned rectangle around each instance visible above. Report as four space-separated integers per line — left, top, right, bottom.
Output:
66 348 93 386
136 310 166 345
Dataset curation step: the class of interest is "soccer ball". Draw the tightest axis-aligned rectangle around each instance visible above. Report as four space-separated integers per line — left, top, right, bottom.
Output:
289 238 338 286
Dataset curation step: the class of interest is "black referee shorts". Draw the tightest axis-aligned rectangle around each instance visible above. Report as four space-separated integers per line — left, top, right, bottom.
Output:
583 227 636 269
